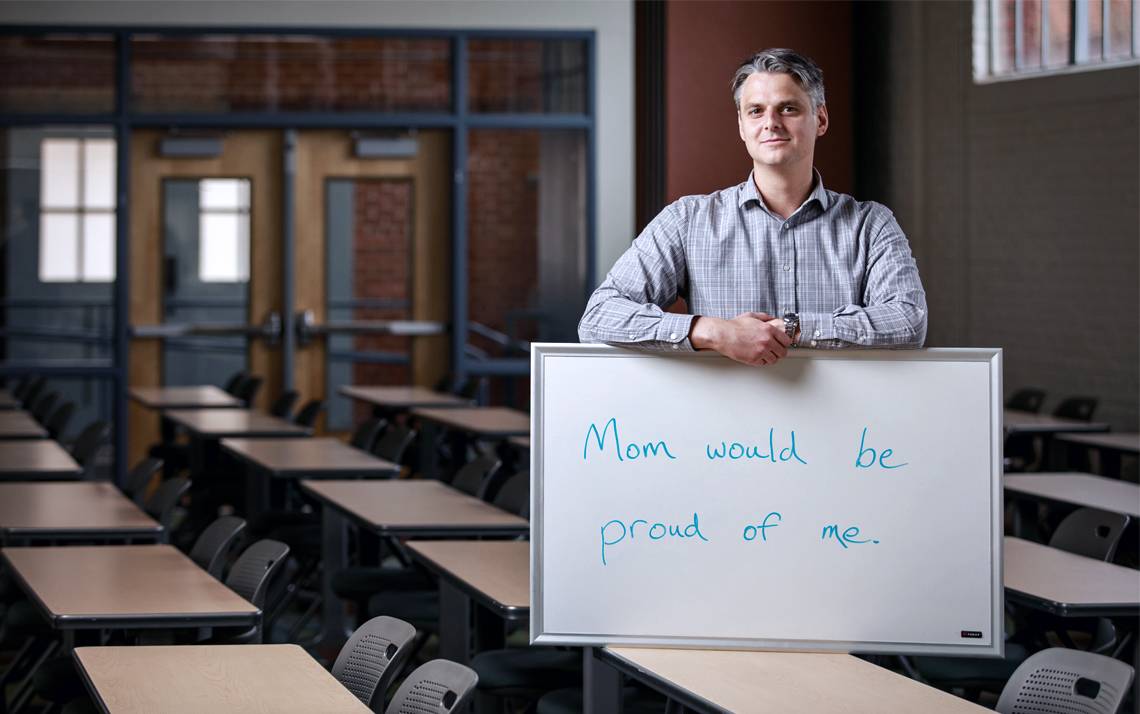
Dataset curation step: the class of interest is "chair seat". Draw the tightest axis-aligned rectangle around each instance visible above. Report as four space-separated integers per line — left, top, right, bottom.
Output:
332 566 434 599
471 647 581 695
367 590 439 631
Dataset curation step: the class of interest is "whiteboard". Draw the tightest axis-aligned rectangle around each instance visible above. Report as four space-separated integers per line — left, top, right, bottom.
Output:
530 344 1003 657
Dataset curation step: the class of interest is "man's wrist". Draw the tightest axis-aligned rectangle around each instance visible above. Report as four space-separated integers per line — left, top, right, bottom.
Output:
689 316 720 351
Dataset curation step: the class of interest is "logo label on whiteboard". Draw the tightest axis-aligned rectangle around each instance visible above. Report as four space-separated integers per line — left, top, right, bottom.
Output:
960 630 983 639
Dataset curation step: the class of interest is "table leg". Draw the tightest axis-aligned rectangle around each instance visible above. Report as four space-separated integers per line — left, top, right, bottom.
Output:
420 420 440 479
439 580 472 665
317 503 350 649
584 647 622 714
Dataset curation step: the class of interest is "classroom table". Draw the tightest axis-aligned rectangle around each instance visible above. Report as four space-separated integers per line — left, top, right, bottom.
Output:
1004 472 1140 518
301 479 529 647
1054 431 1139 476
221 436 399 513
1002 536 1139 618
1003 409 1111 435
129 385 243 410
411 406 530 477
0 410 49 440
74 644 371 714
0 482 162 543
406 540 529 665
0 441 82 481
339 384 471 414
0 545 259 647
587 647 988 714
0 388 21 410
163 408 311 481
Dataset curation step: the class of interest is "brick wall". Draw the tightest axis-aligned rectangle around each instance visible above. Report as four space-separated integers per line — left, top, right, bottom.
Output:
0 36 115 113
350 179 412 422
466 129 539 355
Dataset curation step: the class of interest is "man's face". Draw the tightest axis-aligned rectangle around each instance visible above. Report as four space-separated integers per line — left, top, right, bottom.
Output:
737 71 828 173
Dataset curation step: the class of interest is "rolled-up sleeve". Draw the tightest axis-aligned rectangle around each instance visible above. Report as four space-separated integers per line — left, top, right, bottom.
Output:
798 211 927 348
578 202 698 352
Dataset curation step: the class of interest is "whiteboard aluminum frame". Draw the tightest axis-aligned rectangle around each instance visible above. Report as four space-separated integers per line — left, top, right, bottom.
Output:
530 344 1004 657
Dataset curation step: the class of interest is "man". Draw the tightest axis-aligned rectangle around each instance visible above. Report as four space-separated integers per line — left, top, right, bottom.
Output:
578 48 927 366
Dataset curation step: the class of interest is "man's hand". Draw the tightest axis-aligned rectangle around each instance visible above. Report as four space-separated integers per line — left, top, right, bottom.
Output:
690 312 791 366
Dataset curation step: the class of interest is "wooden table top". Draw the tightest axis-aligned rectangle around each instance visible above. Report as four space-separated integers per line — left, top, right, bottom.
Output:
1 545 258 628
1054 431 1140 454
411 406 530 437
602 647 987 714
1003 409 1110 434
75 644 371 714
164 409 311 438
339 385 471 409
0 410 48 439
0 441 82 480
129 385 242 410
0 482 161 539
0 389 20 409
221 437 399 477
1004 472 1140 518
508 435 530 450
1003 536 1140 617
407 540 529 616
302 479 528 536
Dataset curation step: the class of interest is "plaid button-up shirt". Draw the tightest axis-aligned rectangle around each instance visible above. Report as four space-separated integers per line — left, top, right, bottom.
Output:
579 173 927 351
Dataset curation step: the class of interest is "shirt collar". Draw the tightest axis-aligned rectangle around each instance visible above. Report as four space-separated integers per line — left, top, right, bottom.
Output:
738 169 831 213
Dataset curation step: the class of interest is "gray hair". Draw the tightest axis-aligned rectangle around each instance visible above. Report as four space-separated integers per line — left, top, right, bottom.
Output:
731 48 826 111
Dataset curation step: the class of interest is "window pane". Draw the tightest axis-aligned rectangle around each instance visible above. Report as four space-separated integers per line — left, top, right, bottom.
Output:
1021 0 1043 69
1108 0 1133 58
0 35 115 114
39 213 79 282
1046 0 1073 67
82 213 115 282
200 179 250 211
131 35 451 113
468 39 587 113
1087 0 1105 60
199 213 249 282
41 139 80 209
993 0 1017 74
83 139 116 209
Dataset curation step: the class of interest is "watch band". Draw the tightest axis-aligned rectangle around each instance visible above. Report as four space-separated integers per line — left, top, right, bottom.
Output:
782 312 800 343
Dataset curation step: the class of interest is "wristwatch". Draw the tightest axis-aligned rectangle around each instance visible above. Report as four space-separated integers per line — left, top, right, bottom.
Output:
782 312 800 344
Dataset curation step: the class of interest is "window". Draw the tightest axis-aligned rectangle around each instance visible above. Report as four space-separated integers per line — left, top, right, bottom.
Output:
39 137 116 282
198 178 250 282
974 0 1139 81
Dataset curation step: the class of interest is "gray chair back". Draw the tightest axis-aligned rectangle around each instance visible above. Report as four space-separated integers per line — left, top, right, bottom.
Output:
332 615 417 712
143 476 191 530
351 418 387 452
269 390 299 418
70 420 111 475
225 539 290 609
1054 396 1098 422
1050 507 1131 562
189 516 247 579
124 457 164 505
491 470 529 519
452 454 501 498
385 659 478 714
233 375 263 408
294 399 323 428
44 401 75 440
373 424 416 465
996 647 1133 714
222 370 249 395
30 391 58 423
1005 388 1046 414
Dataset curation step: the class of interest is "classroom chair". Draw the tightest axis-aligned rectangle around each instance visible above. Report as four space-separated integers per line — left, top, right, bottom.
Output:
232 375 263 408
212 538 291 644
1005 388 1047 414
43 401 75 441
222 370 250 395
1050 507 1131 562
9 375 32 401
350 417 388 453
332 616 417 713
122 458 164 506
269 389 300 418
372 423 417 468
29 390 58 424
19 376 46 409
1053 396 1098 422
143 477 192 533
68 420 110 479
188 516 247 579
385 659 478 714
294 398 324 428
995 647 1133 714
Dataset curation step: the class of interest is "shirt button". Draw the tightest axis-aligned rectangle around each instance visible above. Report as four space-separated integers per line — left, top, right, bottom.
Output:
814 330 821 338
810 340 818 347
671 344 679 350
669 333 678 340
629 334 635 340
782 264 791 271
783 224 790 230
